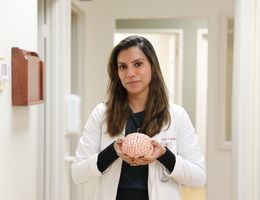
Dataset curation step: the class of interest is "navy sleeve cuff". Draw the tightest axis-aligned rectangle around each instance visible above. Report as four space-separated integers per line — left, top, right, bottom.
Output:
157 147 176 173
97 141 119 173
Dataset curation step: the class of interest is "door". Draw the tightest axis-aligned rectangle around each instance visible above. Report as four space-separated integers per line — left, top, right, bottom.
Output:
38 0 85 200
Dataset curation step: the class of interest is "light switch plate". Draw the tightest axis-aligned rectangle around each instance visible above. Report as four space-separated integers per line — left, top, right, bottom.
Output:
0 56 9 83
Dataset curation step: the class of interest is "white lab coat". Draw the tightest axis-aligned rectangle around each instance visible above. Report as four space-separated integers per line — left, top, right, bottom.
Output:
71 103 206 200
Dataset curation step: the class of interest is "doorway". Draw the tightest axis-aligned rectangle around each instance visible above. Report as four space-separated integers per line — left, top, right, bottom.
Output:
68 3 86 200
37 0 86 199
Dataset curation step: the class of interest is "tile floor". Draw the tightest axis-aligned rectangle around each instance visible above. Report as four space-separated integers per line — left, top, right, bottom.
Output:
180 186 206 200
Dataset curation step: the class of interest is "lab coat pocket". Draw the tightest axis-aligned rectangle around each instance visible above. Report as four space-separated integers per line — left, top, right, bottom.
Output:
159 166 170 183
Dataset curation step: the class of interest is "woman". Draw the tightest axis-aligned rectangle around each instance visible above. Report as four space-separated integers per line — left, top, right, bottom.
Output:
71 35 206 200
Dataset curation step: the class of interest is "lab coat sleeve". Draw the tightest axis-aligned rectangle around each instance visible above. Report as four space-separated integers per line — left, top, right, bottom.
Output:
71 104 104 184
170 107 206 188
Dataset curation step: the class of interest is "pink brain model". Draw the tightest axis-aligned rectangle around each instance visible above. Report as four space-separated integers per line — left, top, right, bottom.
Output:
122 133 154 157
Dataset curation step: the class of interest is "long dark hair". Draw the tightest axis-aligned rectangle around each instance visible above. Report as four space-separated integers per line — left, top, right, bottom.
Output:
105 35 170 137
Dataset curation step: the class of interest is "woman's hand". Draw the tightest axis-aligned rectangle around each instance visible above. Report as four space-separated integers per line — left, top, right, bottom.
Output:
114 138 136 165
114 139 166 166
131 140 166 166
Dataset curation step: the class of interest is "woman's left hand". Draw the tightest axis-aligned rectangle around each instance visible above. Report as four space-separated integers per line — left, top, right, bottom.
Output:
131 140 166 166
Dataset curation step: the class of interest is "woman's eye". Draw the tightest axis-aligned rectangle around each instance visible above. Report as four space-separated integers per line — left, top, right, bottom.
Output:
118 65 127 70
134 62 142 67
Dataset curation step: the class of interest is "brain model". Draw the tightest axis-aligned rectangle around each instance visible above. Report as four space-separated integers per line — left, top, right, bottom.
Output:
122 133 154 157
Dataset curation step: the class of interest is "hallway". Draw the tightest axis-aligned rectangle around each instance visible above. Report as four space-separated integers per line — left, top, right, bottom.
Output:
0 0 260 200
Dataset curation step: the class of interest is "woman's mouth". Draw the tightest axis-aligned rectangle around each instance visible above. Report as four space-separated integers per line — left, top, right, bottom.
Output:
127 81 139 85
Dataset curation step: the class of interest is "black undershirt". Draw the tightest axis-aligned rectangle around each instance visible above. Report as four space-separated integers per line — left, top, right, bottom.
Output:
118 111 148 190
97 111 176 190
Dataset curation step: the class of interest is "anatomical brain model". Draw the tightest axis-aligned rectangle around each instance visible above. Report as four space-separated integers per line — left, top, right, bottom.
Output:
122 133 154 157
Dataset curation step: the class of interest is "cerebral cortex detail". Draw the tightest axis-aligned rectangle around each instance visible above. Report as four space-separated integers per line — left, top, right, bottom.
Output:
122 133 154 157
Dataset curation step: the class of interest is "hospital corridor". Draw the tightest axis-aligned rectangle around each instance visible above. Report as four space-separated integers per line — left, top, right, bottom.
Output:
0 0 260 200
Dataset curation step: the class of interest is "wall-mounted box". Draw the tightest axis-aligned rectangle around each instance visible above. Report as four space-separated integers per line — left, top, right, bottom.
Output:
12 47 44 106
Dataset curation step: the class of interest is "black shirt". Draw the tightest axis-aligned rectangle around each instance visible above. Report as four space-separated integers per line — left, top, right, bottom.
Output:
118 111 148 190
97 111 176 190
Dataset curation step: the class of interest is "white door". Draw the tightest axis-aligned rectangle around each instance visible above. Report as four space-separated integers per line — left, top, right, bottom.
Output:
38 0 86 200
67 4 86 200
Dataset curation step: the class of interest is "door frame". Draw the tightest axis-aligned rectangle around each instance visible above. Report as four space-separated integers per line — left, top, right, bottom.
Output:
196 29 208 162
38 0 72 199
37 0 51 199
232 0 260 199
69 1 86 200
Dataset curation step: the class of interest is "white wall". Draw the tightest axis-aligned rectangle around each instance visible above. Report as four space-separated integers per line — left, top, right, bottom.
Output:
0 0 38 200
80 0 234 200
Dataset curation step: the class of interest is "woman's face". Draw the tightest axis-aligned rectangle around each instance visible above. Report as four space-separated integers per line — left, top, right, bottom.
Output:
117 46 152 98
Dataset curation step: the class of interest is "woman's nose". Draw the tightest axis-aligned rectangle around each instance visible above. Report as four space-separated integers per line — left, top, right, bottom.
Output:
126 66 136 77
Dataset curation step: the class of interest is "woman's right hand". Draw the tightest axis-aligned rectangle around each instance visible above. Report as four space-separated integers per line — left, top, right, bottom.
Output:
114 138 135 165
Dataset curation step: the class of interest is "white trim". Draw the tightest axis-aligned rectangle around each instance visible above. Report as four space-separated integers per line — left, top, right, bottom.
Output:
174 30 183 105
196 29 208 161
43 1 53 199
70 2 86 136
69 2 86 200
37 0 45 198
253 0 260 198
44 0 71 199
37 0 51 199
70 3 85 99
218 12 234 150
167 33 183 105
232 0 259 199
